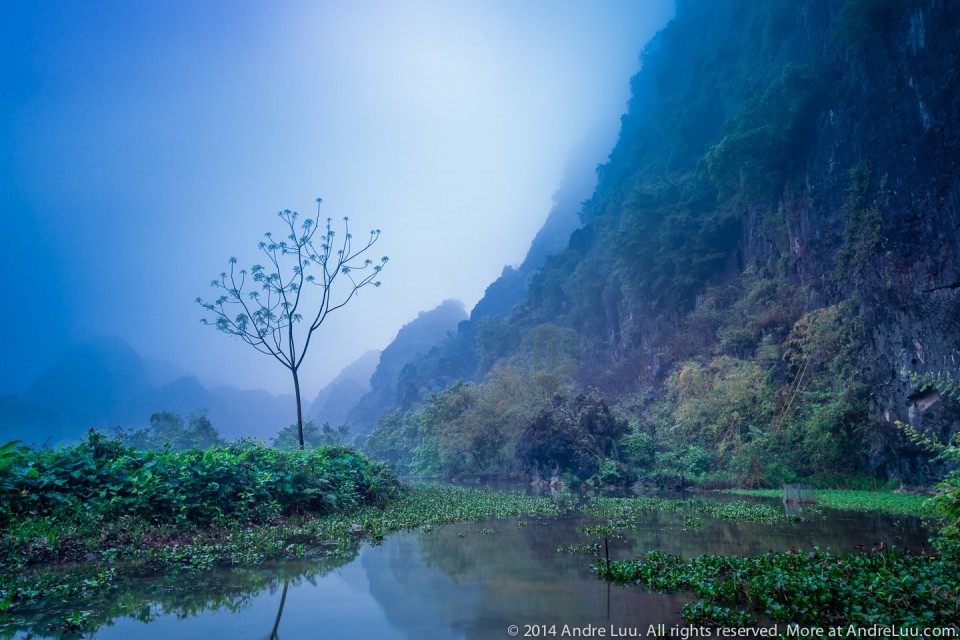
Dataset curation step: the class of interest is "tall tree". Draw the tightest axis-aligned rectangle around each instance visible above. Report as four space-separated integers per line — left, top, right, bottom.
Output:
197 198 387 448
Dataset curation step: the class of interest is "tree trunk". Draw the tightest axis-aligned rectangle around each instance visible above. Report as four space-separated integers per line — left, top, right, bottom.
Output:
292 368 304 450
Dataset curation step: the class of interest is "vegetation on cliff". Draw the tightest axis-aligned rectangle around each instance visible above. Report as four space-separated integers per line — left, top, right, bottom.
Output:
358 0 960 490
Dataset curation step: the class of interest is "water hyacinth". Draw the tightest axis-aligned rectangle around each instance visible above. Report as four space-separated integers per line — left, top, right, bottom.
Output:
583 495 800 524
721 489 935 519
599 548 960 628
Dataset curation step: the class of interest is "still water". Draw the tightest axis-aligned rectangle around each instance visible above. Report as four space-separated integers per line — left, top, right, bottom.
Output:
2 496 930 639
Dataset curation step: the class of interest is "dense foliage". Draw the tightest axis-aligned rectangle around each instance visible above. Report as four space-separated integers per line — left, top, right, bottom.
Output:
365 276 878 488
115 410 225 450
0 431 401 559
723 489 927 518
273 420 350 450
600 547 959 628
898 371 960 560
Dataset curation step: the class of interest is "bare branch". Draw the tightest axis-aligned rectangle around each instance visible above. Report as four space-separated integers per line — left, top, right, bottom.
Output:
196 197 387 448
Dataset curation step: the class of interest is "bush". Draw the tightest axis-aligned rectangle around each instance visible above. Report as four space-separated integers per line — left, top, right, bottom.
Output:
274 420 350 451
515 392 628 482
0 432 401 528
621 426 656 472
116 411 224 450
899 370 960 560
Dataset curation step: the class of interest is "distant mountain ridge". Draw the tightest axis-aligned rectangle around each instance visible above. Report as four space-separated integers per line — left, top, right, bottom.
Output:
309 349 381 428
470 132 613 322
345 300 467 435
0 305 469 445
1 335 295 444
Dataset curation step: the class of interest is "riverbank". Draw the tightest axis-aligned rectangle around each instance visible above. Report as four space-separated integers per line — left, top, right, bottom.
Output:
1 436 952 634
0 481 561 621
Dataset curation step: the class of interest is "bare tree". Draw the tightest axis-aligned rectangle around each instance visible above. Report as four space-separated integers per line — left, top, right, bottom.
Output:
197 198 387 449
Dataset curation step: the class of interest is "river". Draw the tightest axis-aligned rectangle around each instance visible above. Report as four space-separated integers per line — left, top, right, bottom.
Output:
1 492 930 639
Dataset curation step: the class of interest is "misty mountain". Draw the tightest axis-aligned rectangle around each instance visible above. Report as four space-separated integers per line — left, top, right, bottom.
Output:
0 395 65 444
352 132 629 423
1 335 295 444
364 0 960 485
23 335 152 434
309 349 381 428
470 132 614 322
346 300 468 435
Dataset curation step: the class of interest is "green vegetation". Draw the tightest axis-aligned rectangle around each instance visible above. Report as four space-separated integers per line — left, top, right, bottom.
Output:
722 489 933 519
616 284 871 487
365 380 631 486
366 261 881 491
834 0 918 50
705 63 822 200
599 547 959 627
583 484 953 628
115 410 224 450
898 370 960 560
582 496 800 526
0 433 562 619
0 431 400 567
273 420 350 450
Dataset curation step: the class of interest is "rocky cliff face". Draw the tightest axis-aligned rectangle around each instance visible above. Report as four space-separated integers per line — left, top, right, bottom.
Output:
755 0 960 480
525 0 960 483
367 0 959 484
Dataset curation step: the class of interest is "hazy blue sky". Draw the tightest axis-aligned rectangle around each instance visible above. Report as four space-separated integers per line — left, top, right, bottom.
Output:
1 0 673 397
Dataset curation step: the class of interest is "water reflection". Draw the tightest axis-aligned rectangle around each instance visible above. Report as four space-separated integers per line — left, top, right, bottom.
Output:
269 579 288 640
363 516 690 639
1 499 931 639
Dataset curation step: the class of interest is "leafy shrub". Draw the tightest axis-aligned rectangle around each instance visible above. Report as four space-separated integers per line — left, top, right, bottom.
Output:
899 370 960 560
0 432 401 528
655 445 715 481
621 425 656 472
515 392 628 482
274 420 350 451
116 411 224 450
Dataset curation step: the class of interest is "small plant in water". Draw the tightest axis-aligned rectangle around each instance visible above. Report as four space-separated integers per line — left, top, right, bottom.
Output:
557 543 602 555
58 610 92 633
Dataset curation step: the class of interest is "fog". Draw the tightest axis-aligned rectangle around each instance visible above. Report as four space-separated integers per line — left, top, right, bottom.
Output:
1 0 673 399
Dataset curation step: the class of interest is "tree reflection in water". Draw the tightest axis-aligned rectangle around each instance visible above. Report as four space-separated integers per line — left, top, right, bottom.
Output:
268 579 289 640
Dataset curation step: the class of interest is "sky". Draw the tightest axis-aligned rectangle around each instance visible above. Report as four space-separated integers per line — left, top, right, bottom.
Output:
1 0 674 398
